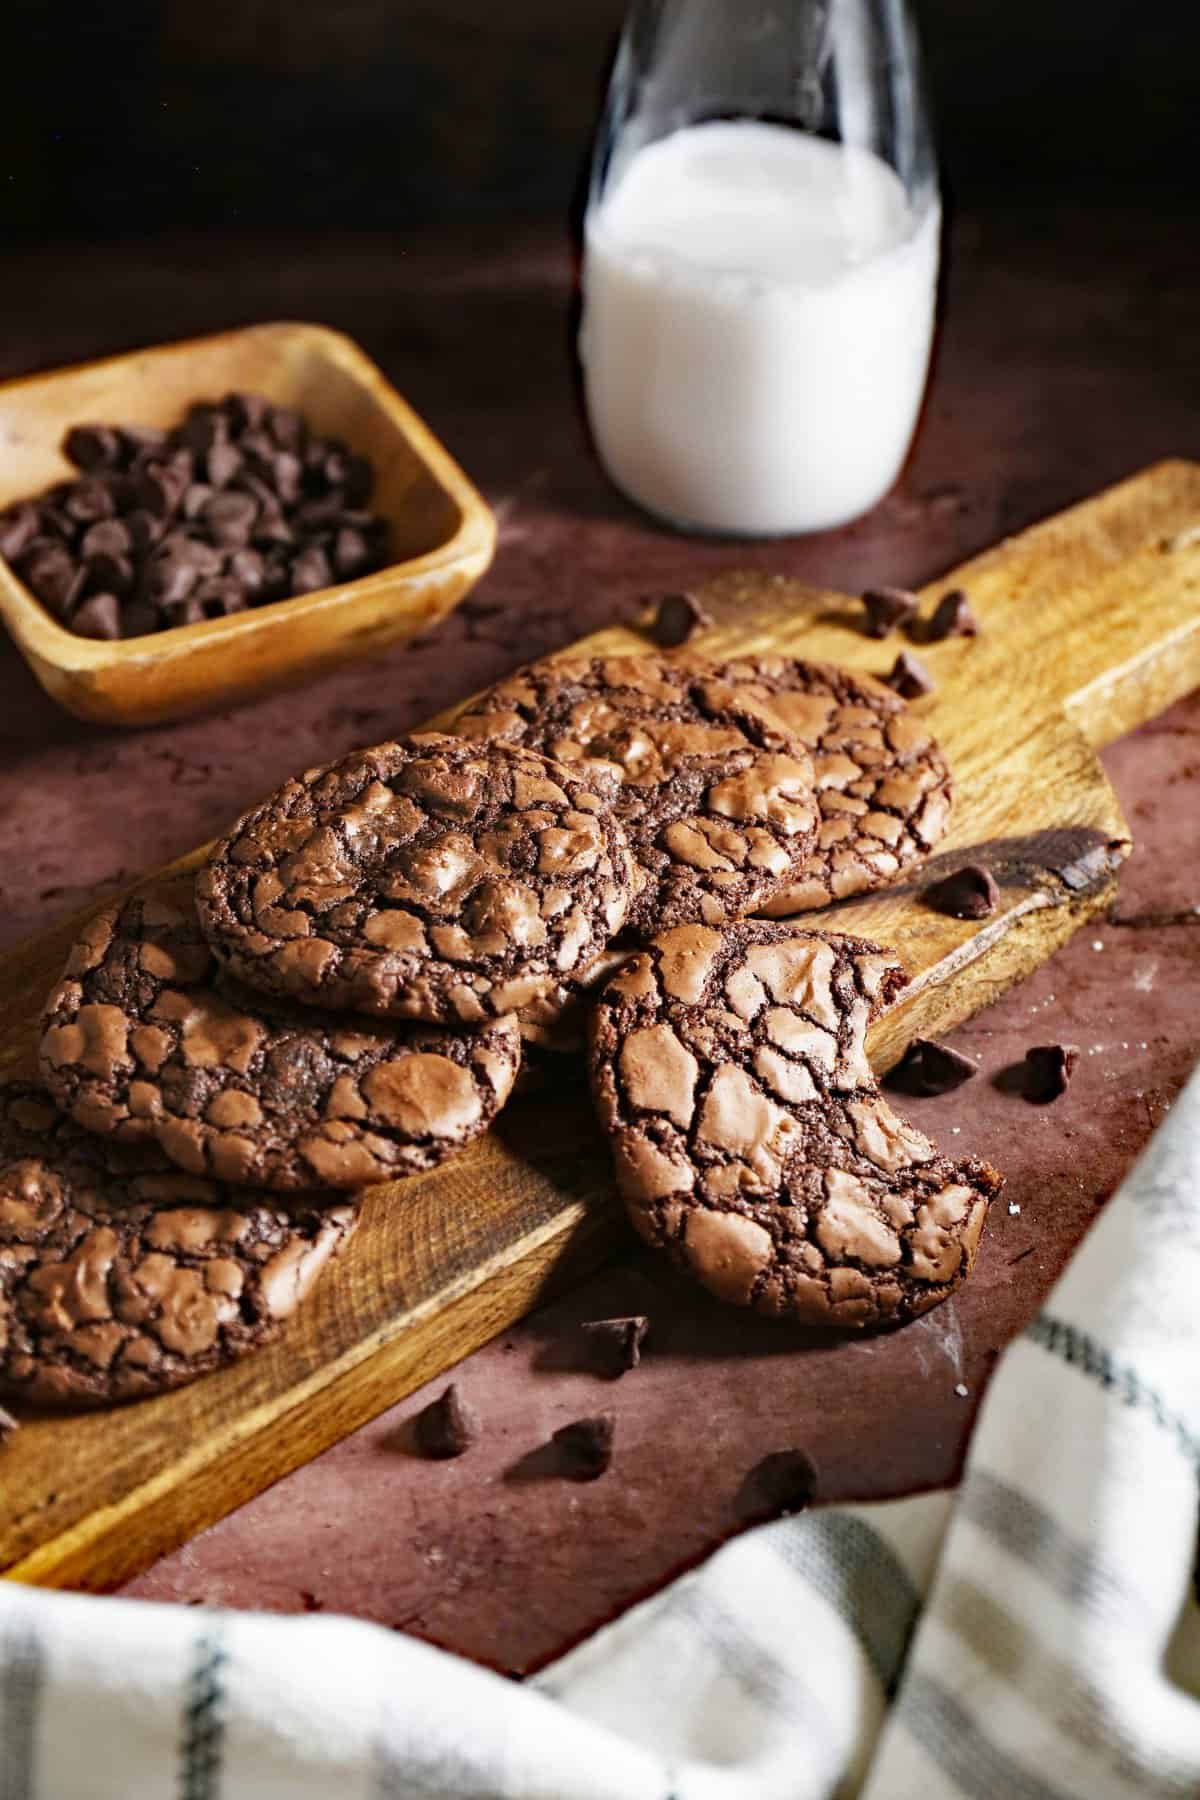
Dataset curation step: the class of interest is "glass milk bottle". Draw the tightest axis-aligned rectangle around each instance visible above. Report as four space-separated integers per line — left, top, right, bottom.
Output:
580 0 941 537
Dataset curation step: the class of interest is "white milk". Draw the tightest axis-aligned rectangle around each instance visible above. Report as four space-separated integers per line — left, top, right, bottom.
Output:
580 121 940 535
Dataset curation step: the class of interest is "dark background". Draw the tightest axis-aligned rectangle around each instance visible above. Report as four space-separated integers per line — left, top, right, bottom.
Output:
2 0 1196 242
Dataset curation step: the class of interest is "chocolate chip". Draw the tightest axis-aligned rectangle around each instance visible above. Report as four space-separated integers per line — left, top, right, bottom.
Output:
927 588 979 641
885 650 935 699
1023 1043 1079 1104
84 549 134 596
925 862 999 920
290 545 332 595
414 1383 481 1458
0 1405 17 1445
267 405 307 454
145 544 199 607
223 391 269 433
341 453 373 507
332 525 371 579
581 1314 649 1376
159 595 205 628
648 590 711 648
125 509 164 554
861 586 919 639
63 424 123 472
136 460 190 518
206 440 243 489
180 404 227 459
71 592 122 640
123 599 160 637
272 451 304 507
20 543 84 616
80 517 132 560
63 479 116 525
0 503 40 562
202 490 258 546
887 1037 979 1096
194 578 248 618
742 1448 818 1517
117 424 168 465
227 546 265 594
182 483 214 521
553 1414 615 1480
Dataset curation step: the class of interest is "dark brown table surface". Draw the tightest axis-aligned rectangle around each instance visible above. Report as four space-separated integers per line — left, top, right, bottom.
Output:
2 207 1198 1675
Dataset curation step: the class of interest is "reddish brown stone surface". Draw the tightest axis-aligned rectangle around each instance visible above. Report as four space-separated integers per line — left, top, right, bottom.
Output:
0 209 1196 1672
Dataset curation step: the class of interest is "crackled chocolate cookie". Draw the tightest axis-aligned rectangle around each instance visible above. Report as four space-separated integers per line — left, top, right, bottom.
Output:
452 655 819 936
589 922 1002 1330
703 657 952 912
39 893 521 1190
0 1083 358 1408
196 733 635 1025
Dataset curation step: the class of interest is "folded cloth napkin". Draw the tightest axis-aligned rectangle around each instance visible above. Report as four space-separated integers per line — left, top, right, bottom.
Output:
2 1069 1198 1800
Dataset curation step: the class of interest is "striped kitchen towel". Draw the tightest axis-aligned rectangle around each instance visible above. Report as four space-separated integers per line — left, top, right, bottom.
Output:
1 1066 1197 1798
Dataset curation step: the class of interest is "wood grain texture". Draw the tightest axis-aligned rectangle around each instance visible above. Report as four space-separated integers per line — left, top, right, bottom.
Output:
2 459 1199 1591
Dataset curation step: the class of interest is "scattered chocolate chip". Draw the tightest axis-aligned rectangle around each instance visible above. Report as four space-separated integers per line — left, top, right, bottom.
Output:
887 1037 979 1096
927 587 979 641
71 592 123 640
861 585 919 639
414 1383 481 1459
0 1405 17 1445
581 1314 649 1377
1023 1043 1079 1104
885 650 936 699
553 1414 615 1480
925 862 999 920
648 590 712 648
0 503 40 562
743 1448 818 1517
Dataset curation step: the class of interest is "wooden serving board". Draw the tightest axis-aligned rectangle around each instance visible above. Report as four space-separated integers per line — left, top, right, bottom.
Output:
2 460 1200 1593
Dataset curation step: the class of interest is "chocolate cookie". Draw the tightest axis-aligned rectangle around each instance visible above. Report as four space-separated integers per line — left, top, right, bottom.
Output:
39 893 521 1190
588 922 1002 1330
196 734 635 1025
452 655 819 935
704 658 953 912
0 1083 358 1409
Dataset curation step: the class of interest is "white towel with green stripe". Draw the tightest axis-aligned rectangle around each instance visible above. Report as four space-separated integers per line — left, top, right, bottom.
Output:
2 1067 1197 1799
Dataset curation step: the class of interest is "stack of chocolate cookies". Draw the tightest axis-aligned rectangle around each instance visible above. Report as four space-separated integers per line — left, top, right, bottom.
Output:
3 648 1001 1415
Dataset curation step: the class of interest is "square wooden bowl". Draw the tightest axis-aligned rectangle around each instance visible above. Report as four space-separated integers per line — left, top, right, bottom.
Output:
0 322 496 726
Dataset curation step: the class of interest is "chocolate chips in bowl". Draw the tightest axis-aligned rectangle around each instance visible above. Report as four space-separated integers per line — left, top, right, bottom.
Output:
0 393 391 640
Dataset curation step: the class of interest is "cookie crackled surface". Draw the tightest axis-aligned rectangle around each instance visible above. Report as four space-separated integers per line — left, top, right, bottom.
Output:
0 1083 358 1409
588 921 1002 1330
452 654 820 935
39 893 520 1190
706 657 953 912
196 733 635 1025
